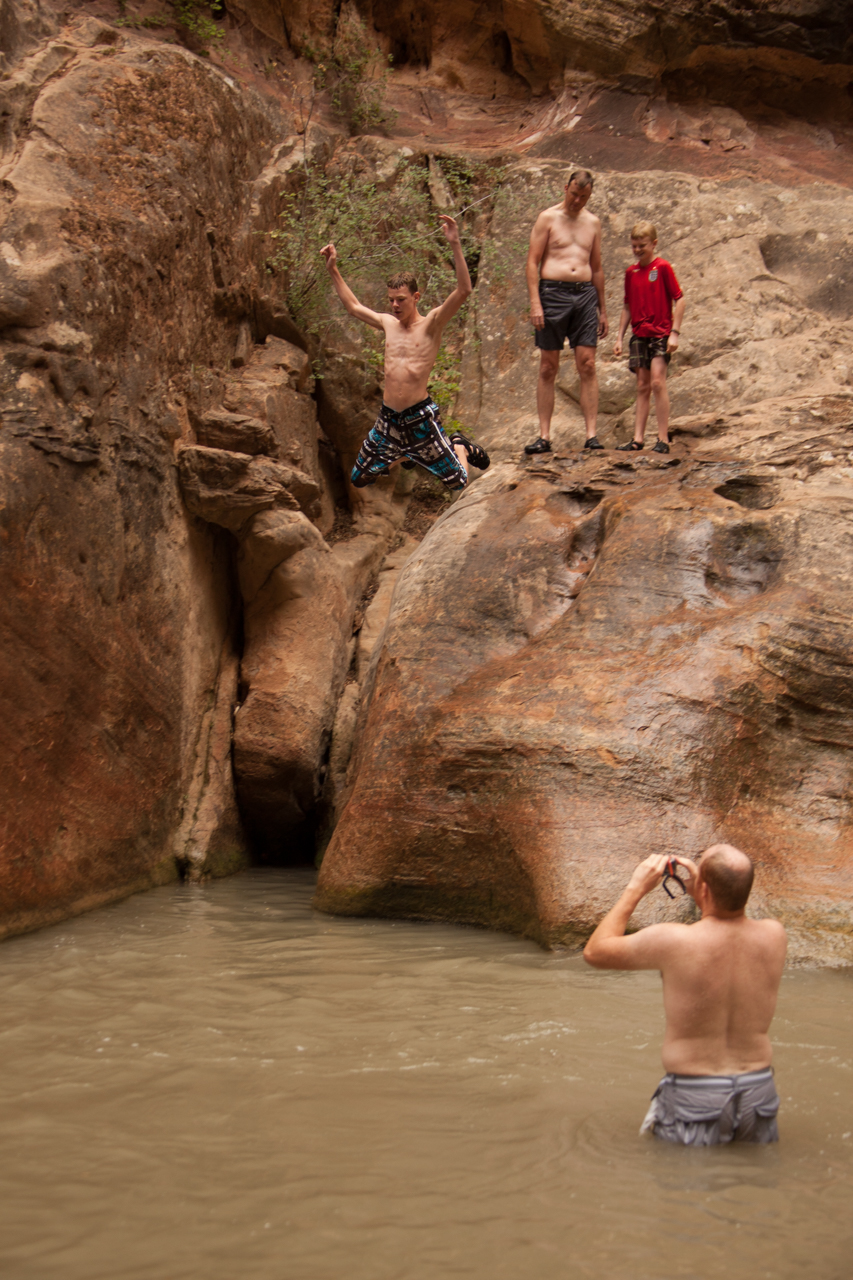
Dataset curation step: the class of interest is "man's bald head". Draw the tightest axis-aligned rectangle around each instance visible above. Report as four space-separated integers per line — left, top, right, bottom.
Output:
698 844 754 913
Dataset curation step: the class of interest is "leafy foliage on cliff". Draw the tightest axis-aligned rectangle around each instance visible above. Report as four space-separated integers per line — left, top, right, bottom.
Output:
115 0 225 50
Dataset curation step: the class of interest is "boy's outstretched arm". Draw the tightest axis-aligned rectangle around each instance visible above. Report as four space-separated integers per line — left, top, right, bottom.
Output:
668 295 686 352
427 216 473 332
320 243 385 331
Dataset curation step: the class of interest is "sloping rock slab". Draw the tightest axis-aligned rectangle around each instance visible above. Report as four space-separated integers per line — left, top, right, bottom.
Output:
316 439 853 964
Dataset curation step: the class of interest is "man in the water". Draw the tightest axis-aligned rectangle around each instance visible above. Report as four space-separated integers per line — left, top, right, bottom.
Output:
320 216 489 492
524 169 608 455
583 844 787 1145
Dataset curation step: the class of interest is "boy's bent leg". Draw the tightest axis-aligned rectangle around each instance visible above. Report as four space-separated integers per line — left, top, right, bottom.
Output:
405 400 468 491
454 444 469 480
573 345 599 441
428 441 467 491
450 431 490 472
351 416 401 487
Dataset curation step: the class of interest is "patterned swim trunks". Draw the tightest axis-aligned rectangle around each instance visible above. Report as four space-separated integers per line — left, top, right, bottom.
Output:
351 398 467 491
629 334 671 370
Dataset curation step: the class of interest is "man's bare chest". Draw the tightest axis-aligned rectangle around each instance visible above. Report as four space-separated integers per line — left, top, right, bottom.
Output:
546 217 595 256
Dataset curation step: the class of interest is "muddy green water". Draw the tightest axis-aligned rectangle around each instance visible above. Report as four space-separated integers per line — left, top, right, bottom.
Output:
0 870 850 1280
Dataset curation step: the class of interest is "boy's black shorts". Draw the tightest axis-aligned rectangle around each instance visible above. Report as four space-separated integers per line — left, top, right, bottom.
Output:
629 334 671 370
534 280 599 350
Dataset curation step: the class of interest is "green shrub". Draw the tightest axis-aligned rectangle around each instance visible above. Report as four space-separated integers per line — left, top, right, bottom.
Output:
115 1 224 50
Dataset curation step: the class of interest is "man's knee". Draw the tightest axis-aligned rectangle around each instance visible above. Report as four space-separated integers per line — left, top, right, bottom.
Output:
538 352 560 382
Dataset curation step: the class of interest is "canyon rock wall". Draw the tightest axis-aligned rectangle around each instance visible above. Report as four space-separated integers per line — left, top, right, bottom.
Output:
0 14 272 934
264 0 853 112
0 5 405 935
304 6 853 960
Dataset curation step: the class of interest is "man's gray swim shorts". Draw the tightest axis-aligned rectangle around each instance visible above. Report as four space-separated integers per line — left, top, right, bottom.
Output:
534 279 599 351
641 1066 780 1146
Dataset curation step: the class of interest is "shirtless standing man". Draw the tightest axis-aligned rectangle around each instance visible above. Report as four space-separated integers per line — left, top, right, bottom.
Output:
320 215 489 493
524 169 608 455
584 844 787 1145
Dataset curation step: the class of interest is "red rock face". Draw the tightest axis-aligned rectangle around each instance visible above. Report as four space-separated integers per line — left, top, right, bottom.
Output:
317 410 853 964
0 17 281 933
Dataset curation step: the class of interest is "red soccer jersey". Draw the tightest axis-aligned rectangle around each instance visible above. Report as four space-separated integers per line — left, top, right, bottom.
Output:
623 258 683 338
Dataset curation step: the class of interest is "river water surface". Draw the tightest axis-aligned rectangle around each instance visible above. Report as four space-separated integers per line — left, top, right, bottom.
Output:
0 869 850 1280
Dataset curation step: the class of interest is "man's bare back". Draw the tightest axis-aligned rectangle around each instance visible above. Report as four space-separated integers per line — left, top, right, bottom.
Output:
584 845 786 1075
584 844 787 1144
653 912 786 1074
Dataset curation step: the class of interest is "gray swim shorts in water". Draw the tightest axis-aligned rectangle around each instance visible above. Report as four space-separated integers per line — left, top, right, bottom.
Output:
641 1067 780 1146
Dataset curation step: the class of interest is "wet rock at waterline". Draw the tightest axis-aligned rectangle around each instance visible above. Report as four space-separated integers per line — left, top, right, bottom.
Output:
316 401 853 964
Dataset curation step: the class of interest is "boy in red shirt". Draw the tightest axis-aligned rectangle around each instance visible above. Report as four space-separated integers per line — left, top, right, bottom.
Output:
613 222 685 454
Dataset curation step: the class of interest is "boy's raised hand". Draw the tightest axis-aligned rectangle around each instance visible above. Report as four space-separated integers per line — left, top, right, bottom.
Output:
320 242 337 269
439 214 461 245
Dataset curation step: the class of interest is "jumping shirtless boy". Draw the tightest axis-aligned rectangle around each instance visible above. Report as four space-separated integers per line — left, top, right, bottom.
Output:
524 169 608 455
584 844 787 1146
321 216 489 492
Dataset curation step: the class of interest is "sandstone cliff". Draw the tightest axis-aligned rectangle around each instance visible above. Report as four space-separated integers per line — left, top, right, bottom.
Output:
1 0 851 959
